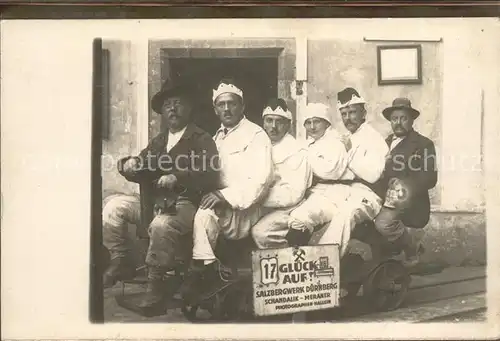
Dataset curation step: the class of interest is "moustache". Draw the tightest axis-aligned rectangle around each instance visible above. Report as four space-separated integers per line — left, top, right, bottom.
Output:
168 113 179 119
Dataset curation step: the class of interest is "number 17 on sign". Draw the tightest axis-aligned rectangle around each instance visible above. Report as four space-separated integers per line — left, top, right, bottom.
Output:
260 257 279 285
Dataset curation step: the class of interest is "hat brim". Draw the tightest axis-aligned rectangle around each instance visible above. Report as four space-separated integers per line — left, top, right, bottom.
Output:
151 85 192 114
382 105 420 121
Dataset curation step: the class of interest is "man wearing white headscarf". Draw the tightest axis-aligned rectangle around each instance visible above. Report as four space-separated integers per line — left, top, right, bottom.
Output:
311 87 389 257
251 99 312 249
283 102 350 245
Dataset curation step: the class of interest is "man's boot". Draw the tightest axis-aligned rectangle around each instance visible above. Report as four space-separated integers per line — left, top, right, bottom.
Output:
396 228 421 267
103 256 136 289
115 266 180 317
179 260 205 305
180 260 235 306
134 266 169 316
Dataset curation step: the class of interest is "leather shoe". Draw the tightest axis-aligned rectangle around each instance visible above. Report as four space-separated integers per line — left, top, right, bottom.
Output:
103 257 136 289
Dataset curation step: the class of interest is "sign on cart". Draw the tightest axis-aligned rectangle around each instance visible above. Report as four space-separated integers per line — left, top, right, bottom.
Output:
251 245 340 316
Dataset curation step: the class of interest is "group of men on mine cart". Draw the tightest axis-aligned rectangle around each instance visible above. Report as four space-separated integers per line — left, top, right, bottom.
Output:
102 79 437 316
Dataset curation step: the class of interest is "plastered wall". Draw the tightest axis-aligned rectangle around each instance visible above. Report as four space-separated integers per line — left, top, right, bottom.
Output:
307 39 443 207
101 40 139 197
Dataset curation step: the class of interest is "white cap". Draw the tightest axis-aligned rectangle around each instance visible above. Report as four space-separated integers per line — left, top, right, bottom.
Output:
262 106 292 120
212 83 244 103
302 103 331 125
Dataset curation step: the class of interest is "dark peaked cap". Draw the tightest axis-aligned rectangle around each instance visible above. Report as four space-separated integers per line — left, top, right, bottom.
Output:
337 87 366 109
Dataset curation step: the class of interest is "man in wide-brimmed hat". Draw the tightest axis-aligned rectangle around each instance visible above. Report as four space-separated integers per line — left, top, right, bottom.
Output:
102 81 219 316
374 97 437 266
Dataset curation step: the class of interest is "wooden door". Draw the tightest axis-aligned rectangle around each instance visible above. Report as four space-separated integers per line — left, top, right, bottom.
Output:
148 39 296 138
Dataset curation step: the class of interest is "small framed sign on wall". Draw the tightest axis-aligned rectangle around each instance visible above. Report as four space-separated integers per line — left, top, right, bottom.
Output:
377 44 422 85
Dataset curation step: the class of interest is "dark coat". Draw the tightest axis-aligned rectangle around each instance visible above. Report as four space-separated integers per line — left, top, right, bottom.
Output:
378 130 438 228
117 123 220 215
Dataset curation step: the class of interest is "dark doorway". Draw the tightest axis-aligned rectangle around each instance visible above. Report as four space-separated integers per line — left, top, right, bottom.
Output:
164 57 279 135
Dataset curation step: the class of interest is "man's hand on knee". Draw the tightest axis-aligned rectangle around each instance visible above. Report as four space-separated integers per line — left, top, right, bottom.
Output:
200 191 227 210
286 219 312 246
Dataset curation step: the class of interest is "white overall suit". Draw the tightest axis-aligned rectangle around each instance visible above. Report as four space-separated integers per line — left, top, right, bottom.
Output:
192 117 273 262
251 133 312 249
312 122 388 256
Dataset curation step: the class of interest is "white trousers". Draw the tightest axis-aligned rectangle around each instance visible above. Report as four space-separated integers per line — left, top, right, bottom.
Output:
192 206 262 261
251 207 294 249
312 183 383 257
289 183 352 233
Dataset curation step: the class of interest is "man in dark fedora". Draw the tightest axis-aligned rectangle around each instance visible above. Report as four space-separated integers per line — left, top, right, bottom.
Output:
374 97 437 266
102 82 219 316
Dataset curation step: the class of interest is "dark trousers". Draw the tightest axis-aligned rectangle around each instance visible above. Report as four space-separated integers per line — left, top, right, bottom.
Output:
102 194 196 269
373 206 407 242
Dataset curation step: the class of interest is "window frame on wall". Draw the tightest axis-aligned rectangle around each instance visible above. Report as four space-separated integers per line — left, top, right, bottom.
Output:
376 44 422 85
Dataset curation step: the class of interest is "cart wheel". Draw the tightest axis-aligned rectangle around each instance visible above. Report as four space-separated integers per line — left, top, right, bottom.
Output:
181 292 224 322
363 260 410 311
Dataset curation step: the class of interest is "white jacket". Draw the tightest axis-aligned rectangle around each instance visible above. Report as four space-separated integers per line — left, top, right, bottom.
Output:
306 127 348 181
214 117 273 210
263 134 312 208
339 122 388 184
